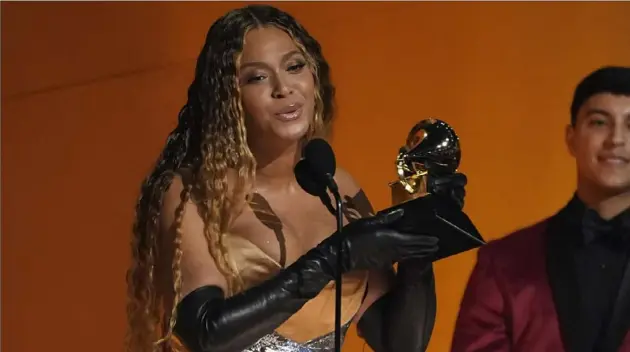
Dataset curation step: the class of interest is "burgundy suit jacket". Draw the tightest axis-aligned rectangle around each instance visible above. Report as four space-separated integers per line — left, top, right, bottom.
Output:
451 216 630 352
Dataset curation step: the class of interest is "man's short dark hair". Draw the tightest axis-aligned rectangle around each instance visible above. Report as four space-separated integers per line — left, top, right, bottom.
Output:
570 66 630 125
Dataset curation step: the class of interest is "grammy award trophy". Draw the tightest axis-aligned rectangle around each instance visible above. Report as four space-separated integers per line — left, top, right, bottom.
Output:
387 119 485 261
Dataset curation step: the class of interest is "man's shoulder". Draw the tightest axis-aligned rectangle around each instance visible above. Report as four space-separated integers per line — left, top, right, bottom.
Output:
479 217 553 259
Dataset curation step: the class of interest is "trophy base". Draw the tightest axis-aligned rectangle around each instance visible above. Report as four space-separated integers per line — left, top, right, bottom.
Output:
380 191 486 262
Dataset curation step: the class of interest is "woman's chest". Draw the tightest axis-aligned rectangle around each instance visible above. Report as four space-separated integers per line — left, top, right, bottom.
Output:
229 192 345 268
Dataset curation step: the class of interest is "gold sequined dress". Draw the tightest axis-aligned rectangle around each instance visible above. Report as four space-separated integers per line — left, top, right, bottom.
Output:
225 235 368 352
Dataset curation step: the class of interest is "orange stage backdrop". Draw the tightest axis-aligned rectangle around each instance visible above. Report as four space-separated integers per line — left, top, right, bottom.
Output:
2 2 630 351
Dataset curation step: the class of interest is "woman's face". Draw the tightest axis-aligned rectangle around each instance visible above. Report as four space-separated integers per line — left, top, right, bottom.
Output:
238 26 316 147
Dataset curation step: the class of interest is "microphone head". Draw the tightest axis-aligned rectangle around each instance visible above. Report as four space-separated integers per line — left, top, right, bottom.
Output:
294 159 326 197
303 138 336 177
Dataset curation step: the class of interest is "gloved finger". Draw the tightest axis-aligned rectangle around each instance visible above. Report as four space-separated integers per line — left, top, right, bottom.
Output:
407 244 440 254
430 186 452 196
447 186 463 197
401 249 439 261
452 172 468 184
429 173 467 187
399 233 440 246
372 207 405 226
409 242 440 254
453 188 466 202
431 185 461 199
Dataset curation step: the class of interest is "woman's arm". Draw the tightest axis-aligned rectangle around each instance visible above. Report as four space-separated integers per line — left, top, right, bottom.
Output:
334 168 438 352
161 175 331 352
161 173 433 352
332 168 396 323
357 260 437 352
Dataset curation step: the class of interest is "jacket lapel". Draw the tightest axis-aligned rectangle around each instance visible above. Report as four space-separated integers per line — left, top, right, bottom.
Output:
545 214 585 352
598 253 630 351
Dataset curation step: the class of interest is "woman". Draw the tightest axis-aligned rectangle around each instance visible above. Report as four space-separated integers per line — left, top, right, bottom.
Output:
125 4 467 352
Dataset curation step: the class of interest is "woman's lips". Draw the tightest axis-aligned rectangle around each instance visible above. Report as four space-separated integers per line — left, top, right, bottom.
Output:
275 107 302 121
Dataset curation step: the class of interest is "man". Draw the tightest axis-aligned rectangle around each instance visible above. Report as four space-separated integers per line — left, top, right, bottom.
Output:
451 66 630 352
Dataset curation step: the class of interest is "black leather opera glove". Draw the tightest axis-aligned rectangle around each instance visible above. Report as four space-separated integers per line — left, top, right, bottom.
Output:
427 172 467 209
355 172 467 352
357 259 436 352
174 207 439 352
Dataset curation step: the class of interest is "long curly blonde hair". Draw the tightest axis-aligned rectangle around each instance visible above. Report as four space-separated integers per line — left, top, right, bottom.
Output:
125 5 336 352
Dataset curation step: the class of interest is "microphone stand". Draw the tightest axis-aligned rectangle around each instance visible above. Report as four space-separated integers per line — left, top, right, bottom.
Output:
325 174 344 352
295 146 344 352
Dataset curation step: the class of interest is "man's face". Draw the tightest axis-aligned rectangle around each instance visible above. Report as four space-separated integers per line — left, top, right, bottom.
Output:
566 93 630 194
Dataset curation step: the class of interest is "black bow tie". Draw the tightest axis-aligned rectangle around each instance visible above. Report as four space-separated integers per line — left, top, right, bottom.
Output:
582 208 630 247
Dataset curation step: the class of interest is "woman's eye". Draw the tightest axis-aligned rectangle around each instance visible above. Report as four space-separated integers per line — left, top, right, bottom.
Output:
246 75 266 84
287 62 306 72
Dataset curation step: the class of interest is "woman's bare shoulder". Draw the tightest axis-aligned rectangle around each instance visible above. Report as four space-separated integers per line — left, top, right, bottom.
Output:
334 167 363 196
334 167 375 220
159 168 229 297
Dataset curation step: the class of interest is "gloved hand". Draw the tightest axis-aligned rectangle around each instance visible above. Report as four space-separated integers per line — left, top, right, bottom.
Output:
427 172 467 209
174 207 438 352
330 207 439 273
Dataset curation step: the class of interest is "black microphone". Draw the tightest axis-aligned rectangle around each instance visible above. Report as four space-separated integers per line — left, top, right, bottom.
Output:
303 138 339 190
294 138 344 352
294 159 336 216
